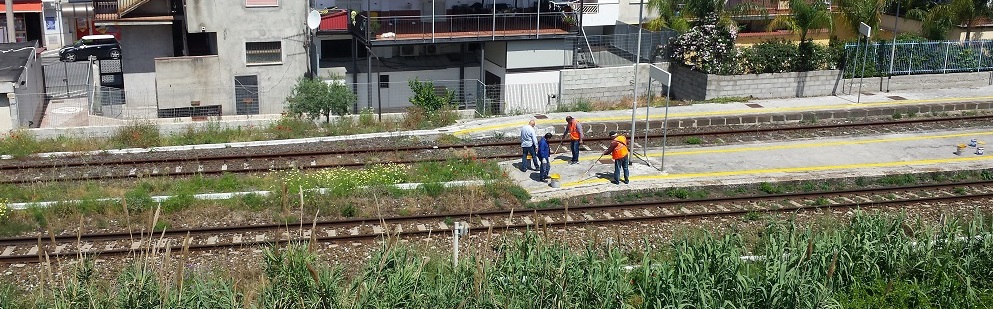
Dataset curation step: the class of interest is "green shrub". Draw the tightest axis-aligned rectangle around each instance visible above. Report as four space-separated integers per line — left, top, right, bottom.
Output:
110 121 160 148
408 78 455 112
420 182 446 197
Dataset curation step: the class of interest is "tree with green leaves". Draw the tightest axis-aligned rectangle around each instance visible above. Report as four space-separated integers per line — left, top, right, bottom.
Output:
910 0 993 40
286 76 356 123
836 0 886 37
408 78 455 112
646 0 765 32
768 0 833 42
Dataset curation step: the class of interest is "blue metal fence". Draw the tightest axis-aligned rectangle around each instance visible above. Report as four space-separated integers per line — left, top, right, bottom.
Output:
844 40 993 78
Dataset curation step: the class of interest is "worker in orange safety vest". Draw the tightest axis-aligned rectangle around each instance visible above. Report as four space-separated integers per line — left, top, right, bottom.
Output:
603 131 629 184
562 116 584 164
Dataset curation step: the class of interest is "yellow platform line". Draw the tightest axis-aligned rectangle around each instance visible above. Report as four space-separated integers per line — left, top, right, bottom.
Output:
549 131 993 165
561 155 993 187
454 95 993 136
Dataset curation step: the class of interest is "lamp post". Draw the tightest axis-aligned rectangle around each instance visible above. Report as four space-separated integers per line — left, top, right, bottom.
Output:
629 0 644 165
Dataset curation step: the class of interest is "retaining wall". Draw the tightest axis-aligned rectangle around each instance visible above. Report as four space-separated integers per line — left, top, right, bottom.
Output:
558 64 666 105
668 65 843 101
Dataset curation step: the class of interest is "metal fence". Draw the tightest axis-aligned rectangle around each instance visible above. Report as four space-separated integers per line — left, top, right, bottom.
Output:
844 39 993 78
567 25 678 68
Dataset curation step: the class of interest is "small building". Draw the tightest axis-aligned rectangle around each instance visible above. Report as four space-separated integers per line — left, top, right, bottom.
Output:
0 40 43 132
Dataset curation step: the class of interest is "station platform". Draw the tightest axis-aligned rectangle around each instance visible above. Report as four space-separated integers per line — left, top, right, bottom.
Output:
503 128 993 201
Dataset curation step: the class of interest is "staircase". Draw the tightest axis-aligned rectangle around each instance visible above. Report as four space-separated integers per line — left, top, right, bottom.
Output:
93 0 154 20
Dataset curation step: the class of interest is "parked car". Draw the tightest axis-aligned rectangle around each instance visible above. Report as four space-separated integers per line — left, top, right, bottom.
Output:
59 35 121 62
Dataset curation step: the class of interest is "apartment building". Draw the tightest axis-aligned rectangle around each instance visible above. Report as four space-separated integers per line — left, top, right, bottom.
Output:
76 0 307 118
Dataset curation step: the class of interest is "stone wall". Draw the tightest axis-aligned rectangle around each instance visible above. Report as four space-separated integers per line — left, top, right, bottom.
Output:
559 64 665 105
668 64 844 101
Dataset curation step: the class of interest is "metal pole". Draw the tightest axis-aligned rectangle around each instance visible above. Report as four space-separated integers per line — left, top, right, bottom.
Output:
367 50 373 110
629 0 643 164
644 77 651 158
491 1 496 40
942 42 950 73
453 222 460 267
535 0 540 38
376 54 382 121
5 0 15 43
431 0 435 42
660 74 670 173
857 37 869 103
887 1 899 92
310 0 318 79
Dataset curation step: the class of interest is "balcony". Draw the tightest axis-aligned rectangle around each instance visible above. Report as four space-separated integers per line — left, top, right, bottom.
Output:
352 11 580 45
727 0 838 20
93 0 173 22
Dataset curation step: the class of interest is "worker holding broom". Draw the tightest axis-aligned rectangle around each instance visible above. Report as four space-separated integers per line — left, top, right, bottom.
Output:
603 131 629 184
538 133 552 181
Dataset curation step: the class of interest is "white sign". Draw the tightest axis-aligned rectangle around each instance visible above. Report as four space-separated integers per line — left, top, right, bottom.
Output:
858 22 871 37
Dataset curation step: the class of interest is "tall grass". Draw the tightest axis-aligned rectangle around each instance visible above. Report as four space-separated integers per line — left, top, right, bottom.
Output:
13 212 993 307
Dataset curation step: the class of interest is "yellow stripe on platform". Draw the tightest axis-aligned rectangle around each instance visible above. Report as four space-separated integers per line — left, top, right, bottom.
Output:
561 155 993 187
550 131 993 165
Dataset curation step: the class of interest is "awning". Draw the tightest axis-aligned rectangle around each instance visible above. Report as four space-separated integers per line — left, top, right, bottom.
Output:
0 3 43 13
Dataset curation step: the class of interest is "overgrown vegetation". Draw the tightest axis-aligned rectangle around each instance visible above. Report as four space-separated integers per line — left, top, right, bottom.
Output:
286 76 357 122
6 212 993 307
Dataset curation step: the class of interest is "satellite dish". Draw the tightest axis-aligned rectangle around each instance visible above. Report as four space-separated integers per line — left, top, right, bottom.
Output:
307 10 321 30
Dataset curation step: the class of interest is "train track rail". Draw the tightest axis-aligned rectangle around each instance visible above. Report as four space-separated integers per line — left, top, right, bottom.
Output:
3 115 993 184
2 180 991 264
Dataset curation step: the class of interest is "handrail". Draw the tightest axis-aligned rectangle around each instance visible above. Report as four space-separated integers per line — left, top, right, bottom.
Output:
355 11 578 43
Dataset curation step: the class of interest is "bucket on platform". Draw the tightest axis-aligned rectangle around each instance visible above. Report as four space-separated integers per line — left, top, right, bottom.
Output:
549 174 561 188
956 144 968 155
978 147 985 155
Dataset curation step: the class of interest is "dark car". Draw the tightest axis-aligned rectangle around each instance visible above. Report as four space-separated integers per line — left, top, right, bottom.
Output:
59 35 122 62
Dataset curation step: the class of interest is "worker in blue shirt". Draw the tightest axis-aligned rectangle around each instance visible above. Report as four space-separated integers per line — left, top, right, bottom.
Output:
538 133 552 181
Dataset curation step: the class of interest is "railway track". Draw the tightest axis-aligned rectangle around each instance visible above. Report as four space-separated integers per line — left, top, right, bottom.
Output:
3 115 993 184
2 180 991 264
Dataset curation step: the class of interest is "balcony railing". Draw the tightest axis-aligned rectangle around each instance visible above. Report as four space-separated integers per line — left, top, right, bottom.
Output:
353 11 579 44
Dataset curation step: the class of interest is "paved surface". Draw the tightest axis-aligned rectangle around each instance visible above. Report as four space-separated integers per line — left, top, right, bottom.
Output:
510 128 993 201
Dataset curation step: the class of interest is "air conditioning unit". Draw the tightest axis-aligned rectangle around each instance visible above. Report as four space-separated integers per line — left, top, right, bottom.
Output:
424 44 439 55
399 45 419 56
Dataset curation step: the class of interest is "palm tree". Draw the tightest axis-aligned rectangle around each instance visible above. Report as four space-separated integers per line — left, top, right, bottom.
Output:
647 0 766 31
908 0 992 40
948 0 993 40
836 0 887 37
768 0 834 42
646 0 691 32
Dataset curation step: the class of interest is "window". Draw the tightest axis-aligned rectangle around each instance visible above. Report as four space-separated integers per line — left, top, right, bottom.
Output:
379 74 389 88
245 0 278 7
245 41 281 65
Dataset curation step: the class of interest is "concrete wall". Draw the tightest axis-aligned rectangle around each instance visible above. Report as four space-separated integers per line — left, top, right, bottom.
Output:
182 0 309 115
484 41 507 68
847 71 993 92
14 52 44 127
121 25 173 74
0 104 10 132
155 56 227 110
581 1 620 27
668 64 843 101
506 40 570 69
617 0 658 26
559 64 663 104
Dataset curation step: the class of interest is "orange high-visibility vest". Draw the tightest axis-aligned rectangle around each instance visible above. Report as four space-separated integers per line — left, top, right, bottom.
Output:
568 121 581 140
611 136 628 160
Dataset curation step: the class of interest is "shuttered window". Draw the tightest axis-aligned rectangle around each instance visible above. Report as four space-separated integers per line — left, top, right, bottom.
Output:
245 41 282 65
246 0 278 7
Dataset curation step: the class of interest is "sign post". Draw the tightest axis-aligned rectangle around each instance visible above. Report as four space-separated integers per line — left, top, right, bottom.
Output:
857 22 871 104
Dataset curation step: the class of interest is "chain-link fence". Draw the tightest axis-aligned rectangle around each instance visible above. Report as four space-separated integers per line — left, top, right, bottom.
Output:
844 39 993 78
567 24 678 68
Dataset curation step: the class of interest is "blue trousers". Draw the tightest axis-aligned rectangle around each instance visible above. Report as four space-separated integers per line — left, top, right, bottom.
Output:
539 158 550 180
521 147 538 171
570 140 580 163
613 156 629 183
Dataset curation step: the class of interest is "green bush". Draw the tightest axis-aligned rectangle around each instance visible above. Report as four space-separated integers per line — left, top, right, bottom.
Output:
286 76 356 122
740 40 832 73
408 78 455 112
110 121 161 149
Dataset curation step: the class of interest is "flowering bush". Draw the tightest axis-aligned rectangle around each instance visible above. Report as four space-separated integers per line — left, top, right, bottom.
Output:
0 198 9 222
276 163 409 196
668 13 742 75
